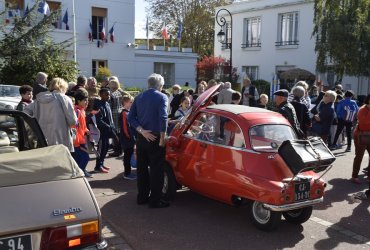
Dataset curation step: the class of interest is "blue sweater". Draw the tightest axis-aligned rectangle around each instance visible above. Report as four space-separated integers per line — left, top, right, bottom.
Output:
128 88 168 133
336 98 359 121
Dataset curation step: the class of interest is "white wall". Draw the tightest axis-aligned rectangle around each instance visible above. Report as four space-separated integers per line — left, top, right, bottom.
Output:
214 0 370 95
134 49 198 89
1 0 198 88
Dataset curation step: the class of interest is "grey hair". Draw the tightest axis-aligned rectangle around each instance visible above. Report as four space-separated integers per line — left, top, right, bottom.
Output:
292 86 306 98
224 82 231 89
36 72 48 84
294 81 309 91
147 73 164 90
325 90 337 103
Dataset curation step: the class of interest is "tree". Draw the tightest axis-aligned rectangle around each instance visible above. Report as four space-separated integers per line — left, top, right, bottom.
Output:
146 0 228 57
0 1 78 85
313 0 370 78
196 55 226 81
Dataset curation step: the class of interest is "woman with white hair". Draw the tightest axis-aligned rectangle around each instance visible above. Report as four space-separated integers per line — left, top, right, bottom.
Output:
25 78 77 151
288 81 311 109
108 79 123 157
290 86 312 137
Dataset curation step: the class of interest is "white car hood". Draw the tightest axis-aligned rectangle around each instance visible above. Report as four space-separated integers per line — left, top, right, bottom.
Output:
0 96 21 109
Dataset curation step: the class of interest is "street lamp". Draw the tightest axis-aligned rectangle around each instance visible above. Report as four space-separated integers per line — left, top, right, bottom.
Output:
215 8 232 82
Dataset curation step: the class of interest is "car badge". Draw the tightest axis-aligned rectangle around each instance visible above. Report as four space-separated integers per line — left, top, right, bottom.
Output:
52 207 82 217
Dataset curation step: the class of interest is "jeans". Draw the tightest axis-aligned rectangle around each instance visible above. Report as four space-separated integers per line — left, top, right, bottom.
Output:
123 147 134 175
72 144 90 172
136 134 165 204
95 132 109 170
332 119 353 148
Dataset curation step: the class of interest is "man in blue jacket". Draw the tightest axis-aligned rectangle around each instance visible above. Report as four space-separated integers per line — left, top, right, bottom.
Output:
331 90 359 152
128 73 169 208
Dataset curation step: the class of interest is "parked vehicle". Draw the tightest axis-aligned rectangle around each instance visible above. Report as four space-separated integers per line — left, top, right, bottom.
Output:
0 109 107 249
163 84 334 231
0 85 21 110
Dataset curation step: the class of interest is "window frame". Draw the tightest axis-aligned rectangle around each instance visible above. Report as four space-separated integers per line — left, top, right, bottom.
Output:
92 7 107 40
276 11 299 46
242 16 261 48
92 60 108 76
242 66 259 81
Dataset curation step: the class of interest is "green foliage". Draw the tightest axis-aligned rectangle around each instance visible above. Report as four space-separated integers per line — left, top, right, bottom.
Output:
125 86 143 92
0 1 78 85
95 67 112 83
313 0 370 77
0 0 79 85
252 79 270 96
146 0 228 57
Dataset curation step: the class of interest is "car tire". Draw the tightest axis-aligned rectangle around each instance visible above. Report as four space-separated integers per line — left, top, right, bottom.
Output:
162 162 177 201
282 206 313 224
248 201 281 231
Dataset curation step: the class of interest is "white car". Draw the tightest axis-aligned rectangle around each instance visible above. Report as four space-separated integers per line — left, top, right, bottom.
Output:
0 85 21 110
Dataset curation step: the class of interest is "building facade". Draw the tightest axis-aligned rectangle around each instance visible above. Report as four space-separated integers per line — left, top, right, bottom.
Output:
1 0 197 88
214 0 370 95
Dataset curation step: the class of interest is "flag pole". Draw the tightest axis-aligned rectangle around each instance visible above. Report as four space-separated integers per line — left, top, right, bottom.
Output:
72 0 76 63
146 16 149 50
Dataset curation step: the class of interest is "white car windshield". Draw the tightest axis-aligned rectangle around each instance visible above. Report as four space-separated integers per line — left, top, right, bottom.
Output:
250 124 296 152
0 85 20 97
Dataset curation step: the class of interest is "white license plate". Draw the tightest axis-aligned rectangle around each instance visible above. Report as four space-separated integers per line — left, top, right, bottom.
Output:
0 234 32 250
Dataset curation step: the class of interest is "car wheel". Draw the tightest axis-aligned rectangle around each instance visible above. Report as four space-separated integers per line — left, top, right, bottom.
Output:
248 201 281 231
162 163 177 201
283 206 313 224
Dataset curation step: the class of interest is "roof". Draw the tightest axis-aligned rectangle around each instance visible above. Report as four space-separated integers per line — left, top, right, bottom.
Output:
207 104 274 114
0 145 84 187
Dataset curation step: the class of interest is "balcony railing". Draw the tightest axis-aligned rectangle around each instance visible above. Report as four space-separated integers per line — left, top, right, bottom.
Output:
241 42 261 48
275 40 299 46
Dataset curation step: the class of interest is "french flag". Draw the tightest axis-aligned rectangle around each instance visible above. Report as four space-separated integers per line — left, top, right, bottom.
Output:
89 21 93 41
109 25 115 43
101 25 106 41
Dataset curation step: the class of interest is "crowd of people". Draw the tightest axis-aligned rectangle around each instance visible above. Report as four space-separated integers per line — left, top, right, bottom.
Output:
14 71 370 206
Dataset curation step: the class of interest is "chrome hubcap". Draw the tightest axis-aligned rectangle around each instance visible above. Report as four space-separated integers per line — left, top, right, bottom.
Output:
252 202 271 224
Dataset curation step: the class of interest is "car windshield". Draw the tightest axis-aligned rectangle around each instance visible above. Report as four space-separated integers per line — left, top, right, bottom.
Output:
0 85 20 97
249 124 296 152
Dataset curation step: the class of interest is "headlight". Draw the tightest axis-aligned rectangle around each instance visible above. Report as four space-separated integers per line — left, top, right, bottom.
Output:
4 105 14 110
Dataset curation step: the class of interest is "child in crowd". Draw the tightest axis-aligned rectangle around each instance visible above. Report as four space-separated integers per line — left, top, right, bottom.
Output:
93 87 116 173
231 91 241 104
120 95 137 180
16 85 33 111
168 96 191 135
258 94 269 109
174 96 191 120
72 90 92 178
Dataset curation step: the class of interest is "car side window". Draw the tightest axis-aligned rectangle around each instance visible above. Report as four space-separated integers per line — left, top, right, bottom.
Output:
185 113 245 148
186 113 216 142
219 115 245 148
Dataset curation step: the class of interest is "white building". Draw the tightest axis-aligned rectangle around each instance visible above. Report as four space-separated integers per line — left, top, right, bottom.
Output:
1 0 198 88
214 0 370 95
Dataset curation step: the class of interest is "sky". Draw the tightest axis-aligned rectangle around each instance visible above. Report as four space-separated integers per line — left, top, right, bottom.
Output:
135 0 149 39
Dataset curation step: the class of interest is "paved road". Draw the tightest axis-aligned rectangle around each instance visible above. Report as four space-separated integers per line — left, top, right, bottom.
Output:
87 146 370 250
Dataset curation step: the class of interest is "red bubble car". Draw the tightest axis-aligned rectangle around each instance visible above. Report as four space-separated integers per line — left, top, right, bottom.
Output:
163 84 333 231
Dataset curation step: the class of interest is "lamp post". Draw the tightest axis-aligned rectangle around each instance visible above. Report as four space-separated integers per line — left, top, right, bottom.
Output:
215 8 232 82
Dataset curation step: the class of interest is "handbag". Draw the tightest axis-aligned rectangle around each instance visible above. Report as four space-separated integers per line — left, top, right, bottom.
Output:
278 137 336 175
359 132 370 146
